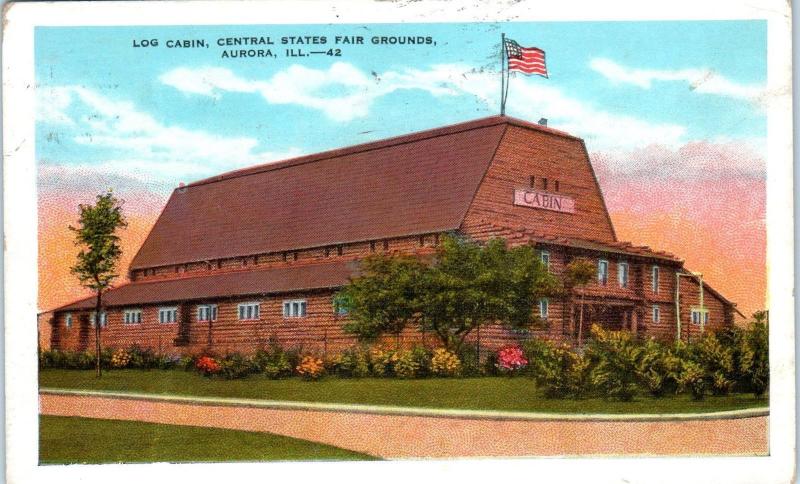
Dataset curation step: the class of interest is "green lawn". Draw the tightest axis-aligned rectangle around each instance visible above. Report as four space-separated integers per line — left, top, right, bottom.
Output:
40 369 768 414
40 415 377 463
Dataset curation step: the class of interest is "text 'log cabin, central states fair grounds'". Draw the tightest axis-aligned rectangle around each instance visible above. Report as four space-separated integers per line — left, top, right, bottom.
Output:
39 116 743 355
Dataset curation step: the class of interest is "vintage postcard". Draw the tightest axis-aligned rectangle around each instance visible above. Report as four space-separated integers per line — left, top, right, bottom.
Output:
3 0 794 482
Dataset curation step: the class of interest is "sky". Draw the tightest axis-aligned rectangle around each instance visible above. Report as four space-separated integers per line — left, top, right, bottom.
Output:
36 21 767 315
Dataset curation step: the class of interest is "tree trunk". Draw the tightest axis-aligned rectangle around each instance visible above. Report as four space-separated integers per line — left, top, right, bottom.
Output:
94 289 102 378
577 290 585 349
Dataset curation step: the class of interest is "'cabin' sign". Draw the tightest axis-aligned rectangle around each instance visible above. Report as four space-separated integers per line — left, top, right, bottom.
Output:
513 189 576 214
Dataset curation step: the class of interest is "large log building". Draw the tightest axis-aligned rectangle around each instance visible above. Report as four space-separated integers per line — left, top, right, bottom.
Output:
42 116 741 354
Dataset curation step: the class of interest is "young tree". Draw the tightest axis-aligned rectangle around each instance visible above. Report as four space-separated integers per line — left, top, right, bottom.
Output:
339 254 426 347
69 191 127 377
564 257 597 348
418 236 560 351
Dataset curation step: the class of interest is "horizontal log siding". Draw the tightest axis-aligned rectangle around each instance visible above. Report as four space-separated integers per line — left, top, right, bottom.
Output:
462 125 617 244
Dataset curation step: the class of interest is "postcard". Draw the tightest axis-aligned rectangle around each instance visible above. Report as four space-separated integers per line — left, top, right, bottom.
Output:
3 0 794 483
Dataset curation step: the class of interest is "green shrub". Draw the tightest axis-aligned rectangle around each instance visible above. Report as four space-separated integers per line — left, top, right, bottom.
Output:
393 349 421 379
585 326 642 401
740 319 769 398
217 353 257 380
457 345 482 377
691 333 734 396
636 339 682 397
327 346 371 378
253 345 294 379
678 360 707 401
524 338 590 399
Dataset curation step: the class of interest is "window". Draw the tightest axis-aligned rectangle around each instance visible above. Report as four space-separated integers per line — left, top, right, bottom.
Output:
158 307 178 324
618 262 629 288
539 298 549 319
197 304 218 322
529 175 535 187
332 295 349 316
652 305 661 324
598 260 609 285
540 250 550 271
543 178 548 190
691 308 709 326
554 180 560 192
652 265 660 293
238 302 260 320
123 309 142 325
91 311 108 327
65 313 72 329
370 241 376 252
283 299 307 318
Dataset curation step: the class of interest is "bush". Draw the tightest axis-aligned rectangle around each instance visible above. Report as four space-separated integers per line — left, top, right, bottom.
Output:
327 346 371 378
635 339 682 397
253 345 294 379
296 355 325 380
217 353 257 380
678 360 707 401
110 348 130 368
393 349 422 379
740 319 769 397
690 333 734 396
496 345 528 375
525 338 590 399
457 345 482 377
430 348 461 377
368 346 398 377
195 356 220 377
585 326 642 401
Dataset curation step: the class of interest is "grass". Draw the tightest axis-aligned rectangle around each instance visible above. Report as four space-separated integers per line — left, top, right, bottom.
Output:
40 369 768 414
39 415 377 463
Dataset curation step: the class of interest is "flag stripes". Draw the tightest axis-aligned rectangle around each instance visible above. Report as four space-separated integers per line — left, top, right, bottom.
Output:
504 39 548 77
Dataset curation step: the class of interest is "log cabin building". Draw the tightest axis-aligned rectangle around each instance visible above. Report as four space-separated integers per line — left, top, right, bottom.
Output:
42 116 742 355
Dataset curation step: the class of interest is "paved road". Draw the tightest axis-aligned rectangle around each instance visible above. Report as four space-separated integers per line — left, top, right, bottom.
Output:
39 393 768 459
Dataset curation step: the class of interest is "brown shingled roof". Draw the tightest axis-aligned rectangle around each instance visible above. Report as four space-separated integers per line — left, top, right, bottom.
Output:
129 116 572 270
57 261 357 311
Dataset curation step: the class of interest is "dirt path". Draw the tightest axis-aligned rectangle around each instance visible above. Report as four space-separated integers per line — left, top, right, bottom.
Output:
39 393 768 459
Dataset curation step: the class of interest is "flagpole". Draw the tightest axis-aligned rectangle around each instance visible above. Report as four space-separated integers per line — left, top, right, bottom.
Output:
500 33 506 116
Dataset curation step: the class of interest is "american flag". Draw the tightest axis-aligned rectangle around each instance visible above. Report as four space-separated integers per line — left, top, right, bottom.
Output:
504 38 548 77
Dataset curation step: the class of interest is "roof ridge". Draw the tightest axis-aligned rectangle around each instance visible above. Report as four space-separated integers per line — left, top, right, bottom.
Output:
187 115 576 189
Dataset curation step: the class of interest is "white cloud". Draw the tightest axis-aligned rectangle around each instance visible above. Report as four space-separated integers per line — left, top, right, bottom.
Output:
162 63 686 150
36 85 302 184
160 62 462 122
589 58 764 101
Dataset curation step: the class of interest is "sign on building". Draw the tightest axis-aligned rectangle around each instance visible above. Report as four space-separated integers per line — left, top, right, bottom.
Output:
513 189 576 214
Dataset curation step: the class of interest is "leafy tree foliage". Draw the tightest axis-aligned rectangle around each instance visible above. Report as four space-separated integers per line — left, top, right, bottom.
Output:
339 255 426 346
340 235 560 350
69 191 127 377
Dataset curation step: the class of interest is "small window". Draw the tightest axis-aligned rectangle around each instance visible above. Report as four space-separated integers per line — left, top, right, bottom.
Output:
543 178 548 190
197 304 218 322
283 299 307 318
91 311 108 327
554 180 560 192
333 295 349 316
65 313 72 329
238 303 260 321
123 309 142 325
540 250 550 271
598 260 609 285
618 262 629 288
690 308 709 325
652 266 660 293
529 175 535 187
158 307 178 324
652 305 661 324
539 298 549 319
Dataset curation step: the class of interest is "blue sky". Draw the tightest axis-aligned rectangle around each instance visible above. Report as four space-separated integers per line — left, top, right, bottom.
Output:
36 21 767 190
